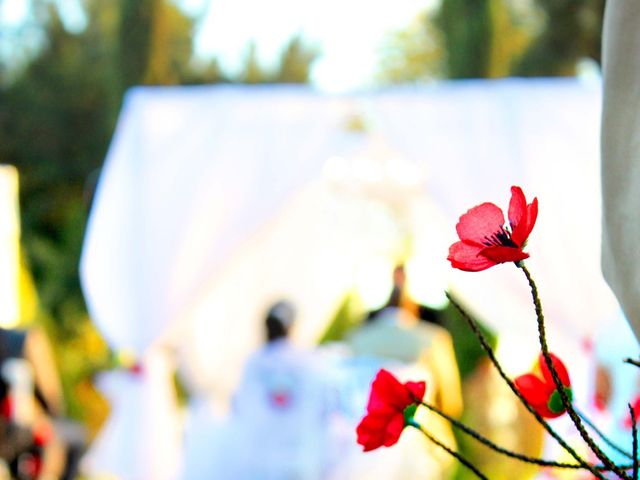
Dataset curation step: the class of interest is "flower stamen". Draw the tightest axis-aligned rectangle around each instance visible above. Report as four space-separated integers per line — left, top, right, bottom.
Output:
482 226 518 248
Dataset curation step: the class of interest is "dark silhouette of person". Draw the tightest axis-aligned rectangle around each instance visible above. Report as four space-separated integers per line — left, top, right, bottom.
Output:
366 264 446 328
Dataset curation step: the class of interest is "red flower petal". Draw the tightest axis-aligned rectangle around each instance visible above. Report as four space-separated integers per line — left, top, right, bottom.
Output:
508 186 527 240
624 396 640 429
539 353 570 388
356 412 389 451
525 198 538 240
356 410 405 451
367 369 413 412
359 369 426 452
509 187 538 247
515 373 558 418
455 203 505 244
383 413 405 447
404 380 426 404
541 407 566 419
515 373 552 408
480 245 530 264
448 241 498 272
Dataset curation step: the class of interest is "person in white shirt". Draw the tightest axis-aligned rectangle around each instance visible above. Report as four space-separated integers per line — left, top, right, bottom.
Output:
229 301 332 480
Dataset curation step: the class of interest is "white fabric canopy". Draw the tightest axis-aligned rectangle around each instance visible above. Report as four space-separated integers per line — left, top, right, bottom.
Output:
80 79 620 477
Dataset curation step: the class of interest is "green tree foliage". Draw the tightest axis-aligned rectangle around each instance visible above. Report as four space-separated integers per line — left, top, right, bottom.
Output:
376 12 444 84
118 0 155 89
119 0 195 89
274 35 319 84
240 37 318 84
514 0 605 76
378 1 532 83
0 0 199 419
241 42 268 83
0 7 114 327
378 0 603 82
436 0 534 79
436 0 494 78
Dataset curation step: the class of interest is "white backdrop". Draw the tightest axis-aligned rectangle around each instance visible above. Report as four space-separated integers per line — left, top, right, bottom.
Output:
80 78 620 478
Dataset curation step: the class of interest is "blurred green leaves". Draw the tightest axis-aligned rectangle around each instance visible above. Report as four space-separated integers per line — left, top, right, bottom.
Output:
376 0 605 83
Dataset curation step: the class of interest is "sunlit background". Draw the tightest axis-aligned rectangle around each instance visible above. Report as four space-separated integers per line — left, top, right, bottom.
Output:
1 0 637 479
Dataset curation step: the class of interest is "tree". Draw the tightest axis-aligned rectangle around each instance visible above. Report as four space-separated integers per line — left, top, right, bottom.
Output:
435 0 494 79
377 1 532 83
118 0 196 91
240 41 270 83
273 35 319 84
238 36 318 84
376 11 443 84
514 0 605 76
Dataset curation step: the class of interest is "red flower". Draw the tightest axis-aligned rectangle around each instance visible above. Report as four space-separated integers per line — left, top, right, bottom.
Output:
448 186 538 272
0 395 13 419
356 369 425 452
515 353 572 418
623 395 640 429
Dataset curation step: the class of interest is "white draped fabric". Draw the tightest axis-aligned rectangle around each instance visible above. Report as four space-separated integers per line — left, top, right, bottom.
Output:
601 0 640 343
80 79 620 477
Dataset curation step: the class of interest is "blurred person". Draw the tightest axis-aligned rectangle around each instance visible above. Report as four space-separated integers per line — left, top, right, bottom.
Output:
366 264 446 329
340 265 463 479
219 300 333 480
0 327 67 480
352 265 462 416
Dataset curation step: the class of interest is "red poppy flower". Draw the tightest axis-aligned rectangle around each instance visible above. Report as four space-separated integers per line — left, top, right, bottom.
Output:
623 395 640 429
356 369 425 452
448 186 538 272
515 353 572 418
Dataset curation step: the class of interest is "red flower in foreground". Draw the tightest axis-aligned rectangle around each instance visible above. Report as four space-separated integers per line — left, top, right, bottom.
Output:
356 369 425 452
623 396 640 429
448 186 538 272
515 353 572 419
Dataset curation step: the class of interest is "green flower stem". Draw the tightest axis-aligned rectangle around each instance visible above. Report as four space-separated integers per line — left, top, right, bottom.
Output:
420 400 630 471
631 404 638 480
446 292 608 480
408 421 488 480
519 264 631 480
577 407 635 460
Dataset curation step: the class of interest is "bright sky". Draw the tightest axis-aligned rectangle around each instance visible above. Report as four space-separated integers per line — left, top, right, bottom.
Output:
177 0 435 91
2 0 433 91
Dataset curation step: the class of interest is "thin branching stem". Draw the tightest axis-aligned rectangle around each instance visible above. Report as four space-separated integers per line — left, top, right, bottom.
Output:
519 264 631 480
409 422 488 480
420 400 629 471
446 292 608 480
576 407 634 460
625 358 640 369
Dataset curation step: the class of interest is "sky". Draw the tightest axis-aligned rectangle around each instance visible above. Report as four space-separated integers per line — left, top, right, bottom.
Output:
182 0 436 91
1 0 435 92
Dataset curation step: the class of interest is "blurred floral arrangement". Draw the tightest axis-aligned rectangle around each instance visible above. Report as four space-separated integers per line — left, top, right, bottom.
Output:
356 186 640 479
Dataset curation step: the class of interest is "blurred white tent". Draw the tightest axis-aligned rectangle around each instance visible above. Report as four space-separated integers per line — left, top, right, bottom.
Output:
79 79 620 478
